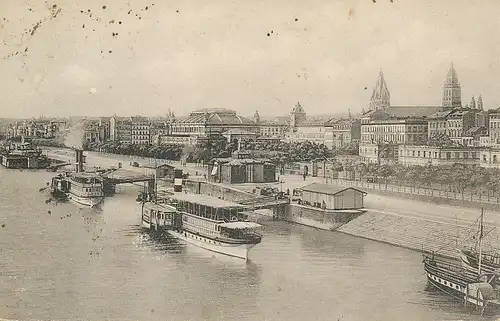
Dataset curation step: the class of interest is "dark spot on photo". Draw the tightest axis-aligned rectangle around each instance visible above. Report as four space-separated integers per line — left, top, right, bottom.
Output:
52 4 57 9
1 223 5 228
109 20 115 24
267 33 270 37
372 0 376 2
102 5 107 9
145 6 149 10
109 50 112 53
118 21 122 24
82 24 85 28
128 10 132 14
295 18 298 22
176 10 179 13
88 9 91 12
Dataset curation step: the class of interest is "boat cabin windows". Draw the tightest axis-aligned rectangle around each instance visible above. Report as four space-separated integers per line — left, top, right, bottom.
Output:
174 199 242 222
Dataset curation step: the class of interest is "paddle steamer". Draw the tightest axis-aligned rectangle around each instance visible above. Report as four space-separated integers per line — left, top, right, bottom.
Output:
140 193 262 260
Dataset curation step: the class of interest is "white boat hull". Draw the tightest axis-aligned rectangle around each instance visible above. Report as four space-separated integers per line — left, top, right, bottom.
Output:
68 194 104 208
141 220 151 229
168 230 257 260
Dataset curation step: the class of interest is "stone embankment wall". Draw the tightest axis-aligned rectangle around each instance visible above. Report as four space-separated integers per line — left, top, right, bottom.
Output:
336 210 494 259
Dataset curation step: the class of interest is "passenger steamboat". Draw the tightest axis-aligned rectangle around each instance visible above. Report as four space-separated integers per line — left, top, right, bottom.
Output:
140 193 262 261
49 149 104 208
51 172 104 207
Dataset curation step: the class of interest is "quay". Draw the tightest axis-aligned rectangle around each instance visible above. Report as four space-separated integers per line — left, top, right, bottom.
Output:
41 148 500 261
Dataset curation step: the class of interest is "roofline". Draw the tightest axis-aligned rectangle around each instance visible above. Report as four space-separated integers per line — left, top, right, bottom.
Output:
298 185 367 196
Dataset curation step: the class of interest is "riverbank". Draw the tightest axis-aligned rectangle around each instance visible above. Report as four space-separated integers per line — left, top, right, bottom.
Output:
43 147 500 260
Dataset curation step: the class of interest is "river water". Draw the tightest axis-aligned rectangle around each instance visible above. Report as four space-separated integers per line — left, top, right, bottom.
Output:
0 167 498 321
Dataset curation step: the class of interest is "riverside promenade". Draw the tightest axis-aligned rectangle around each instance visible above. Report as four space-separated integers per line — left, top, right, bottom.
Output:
330 178 500 211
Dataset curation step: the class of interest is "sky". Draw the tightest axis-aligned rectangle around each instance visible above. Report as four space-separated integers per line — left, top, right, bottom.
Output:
0 0 499 118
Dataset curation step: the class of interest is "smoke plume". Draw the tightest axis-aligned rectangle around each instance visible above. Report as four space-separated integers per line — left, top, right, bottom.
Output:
63 121 85 150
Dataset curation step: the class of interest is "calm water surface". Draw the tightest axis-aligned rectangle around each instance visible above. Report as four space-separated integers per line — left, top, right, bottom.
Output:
0 168 498 321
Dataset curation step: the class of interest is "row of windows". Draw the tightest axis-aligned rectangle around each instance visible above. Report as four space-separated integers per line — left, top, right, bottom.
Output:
490 121 500 129
405 150 477 160
362 125 426 133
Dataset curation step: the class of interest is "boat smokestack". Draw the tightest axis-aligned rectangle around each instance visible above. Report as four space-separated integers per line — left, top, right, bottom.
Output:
75 149 84 173
174 169 183 192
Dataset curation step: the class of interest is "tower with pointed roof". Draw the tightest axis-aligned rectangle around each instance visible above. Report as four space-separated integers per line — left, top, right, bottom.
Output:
470 96 476 109
253 110 260 124
442 63 462 108
477 95 483 110
369 71 391 111
290 102 306 129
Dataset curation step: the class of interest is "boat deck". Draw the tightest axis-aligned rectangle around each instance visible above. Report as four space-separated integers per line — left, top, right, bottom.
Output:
424 256 479 287
166 193 243 209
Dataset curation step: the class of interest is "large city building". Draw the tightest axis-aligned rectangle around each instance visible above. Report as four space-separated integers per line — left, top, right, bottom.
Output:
110 116 132 143
327 118 361 148
130 116 150 145
358 67 457 163
161 108 257 146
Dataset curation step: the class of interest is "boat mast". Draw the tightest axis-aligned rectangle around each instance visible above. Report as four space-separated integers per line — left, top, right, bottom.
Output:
479 207 484 277
154 155 158 202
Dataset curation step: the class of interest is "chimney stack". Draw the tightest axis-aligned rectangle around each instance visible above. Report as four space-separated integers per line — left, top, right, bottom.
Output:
173 169 183 192
75 149 84 173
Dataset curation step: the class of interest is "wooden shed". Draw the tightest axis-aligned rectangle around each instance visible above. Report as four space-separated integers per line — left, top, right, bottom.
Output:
141 164 180 181
298 183 367 210
208 158 276 184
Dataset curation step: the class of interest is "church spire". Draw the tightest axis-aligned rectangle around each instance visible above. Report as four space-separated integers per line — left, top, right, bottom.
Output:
470 96 476 109
478 95 483 110
369 70 390 111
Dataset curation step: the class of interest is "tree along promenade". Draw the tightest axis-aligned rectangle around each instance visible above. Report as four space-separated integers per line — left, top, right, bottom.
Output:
331 178 500 205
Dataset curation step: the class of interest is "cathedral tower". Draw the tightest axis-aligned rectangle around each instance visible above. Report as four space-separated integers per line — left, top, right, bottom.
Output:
442 63 462 108
290 102 306 129
477 95 483 110
369 71 391 111
253 110 260 124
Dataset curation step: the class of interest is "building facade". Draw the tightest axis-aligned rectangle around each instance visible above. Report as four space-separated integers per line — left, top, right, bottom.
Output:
83 120 100 144
170 108 258 138
397 145 481 166
286 120 330 147
446 109 476 140
326 118 361 148
259 117 289 138
131 116 150 145
110 116 132 143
